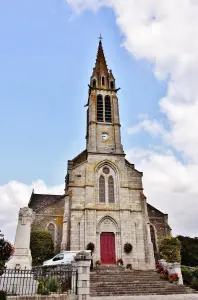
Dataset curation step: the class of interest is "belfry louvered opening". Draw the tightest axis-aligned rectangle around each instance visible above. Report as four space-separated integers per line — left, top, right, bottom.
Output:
105 96 112 123
108 176 115 203
97 95 103 122
99 175 105 203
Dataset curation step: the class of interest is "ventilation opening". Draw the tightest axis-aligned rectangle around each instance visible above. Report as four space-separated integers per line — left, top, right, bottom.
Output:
105 96 112 123
93 79 96 88
110 81 114 89
102 76 105 86
97 95 104 122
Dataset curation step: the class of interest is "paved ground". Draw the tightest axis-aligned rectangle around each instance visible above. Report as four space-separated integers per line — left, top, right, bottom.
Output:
91 295 198 300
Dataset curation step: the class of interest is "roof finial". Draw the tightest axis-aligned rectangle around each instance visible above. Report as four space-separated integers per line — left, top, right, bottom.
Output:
98 34 103 42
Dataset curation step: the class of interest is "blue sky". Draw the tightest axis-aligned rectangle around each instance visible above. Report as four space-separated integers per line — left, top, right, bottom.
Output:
3 0 198 238
0 0 165 186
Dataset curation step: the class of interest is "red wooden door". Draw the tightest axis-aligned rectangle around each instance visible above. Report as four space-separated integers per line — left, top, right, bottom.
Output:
100 232 116 264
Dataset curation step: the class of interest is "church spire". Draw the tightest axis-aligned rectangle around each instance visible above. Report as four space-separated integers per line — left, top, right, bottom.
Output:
91 37 116 90
94 38 108 75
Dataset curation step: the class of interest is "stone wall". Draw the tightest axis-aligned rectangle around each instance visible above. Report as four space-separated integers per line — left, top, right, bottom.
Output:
64 152 155 269
8 296 77 300
30 194 65 253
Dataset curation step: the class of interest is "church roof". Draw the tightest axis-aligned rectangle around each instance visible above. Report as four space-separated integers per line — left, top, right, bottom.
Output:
28 191 65 212
147 203 168 217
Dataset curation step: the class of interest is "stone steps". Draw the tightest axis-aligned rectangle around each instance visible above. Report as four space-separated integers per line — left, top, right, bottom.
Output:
90 267 193 297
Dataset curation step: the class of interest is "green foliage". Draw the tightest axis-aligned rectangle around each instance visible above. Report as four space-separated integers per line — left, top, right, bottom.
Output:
159 237 181 263
0 239 14 268
95 260 101 266
45 277 57 293
0 291 7 300
124 243 133 254
177 235 198 267
30 230 54 266
86 242 95 252
37 277 57 295
181 266 198 289
181 266 194 285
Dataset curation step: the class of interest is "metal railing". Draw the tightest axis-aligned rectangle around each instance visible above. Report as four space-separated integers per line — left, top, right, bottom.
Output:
0 265 78 296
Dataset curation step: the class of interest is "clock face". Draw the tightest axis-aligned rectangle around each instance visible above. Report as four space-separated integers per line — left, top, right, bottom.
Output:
101 132 109 140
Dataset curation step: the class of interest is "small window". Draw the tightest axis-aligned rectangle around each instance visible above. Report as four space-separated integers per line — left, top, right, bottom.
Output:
102 76 105 86
108 176 115 203
93 79 96 88
97 95 103 122
105 96 112 123
110 81 114 89
99 175 105 203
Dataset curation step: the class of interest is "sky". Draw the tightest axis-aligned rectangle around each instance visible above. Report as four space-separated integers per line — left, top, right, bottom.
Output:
1 0 198 242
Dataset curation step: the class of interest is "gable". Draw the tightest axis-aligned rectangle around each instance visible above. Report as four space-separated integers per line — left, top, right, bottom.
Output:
147 203 167 218
28 192 65 213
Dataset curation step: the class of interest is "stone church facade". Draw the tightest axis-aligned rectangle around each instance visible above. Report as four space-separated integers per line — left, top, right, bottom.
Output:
29 40 171 269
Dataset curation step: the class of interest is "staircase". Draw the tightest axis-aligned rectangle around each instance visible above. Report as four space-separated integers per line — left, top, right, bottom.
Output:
90 266 194 297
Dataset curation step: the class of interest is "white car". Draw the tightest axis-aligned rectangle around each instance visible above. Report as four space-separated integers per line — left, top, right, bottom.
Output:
43 251 80 266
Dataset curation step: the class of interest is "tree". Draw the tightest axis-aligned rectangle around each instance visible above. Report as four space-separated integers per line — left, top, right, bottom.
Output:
0 231 14 269
177 235 198 267
159 236 181 263
30 230 54 266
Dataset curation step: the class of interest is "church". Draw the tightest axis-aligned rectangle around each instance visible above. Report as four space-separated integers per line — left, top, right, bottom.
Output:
29 40 171 269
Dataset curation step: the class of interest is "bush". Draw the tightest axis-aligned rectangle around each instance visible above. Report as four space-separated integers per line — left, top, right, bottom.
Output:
124 243 133 254
181 266 194 285
126 264 132 270
46 277 57 293
30 230 54 266
0 291 6 300
191 279 198 291
0 239 14 268
86 242 95 252
95 260 101 266
159 237 181 263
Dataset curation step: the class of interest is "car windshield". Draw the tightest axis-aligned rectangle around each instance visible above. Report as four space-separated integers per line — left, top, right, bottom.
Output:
53 253 64 261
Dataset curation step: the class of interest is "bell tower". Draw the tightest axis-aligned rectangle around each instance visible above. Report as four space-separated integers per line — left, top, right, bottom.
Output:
86 38 124 155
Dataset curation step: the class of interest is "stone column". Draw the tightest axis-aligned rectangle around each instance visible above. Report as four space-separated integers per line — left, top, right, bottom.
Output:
74 251 91 300
7 207 34 269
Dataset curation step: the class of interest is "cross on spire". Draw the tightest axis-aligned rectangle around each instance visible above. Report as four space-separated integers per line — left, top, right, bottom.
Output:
98 34 103 42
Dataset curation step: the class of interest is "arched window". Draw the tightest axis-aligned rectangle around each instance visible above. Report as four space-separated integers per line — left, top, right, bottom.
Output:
105 96 112 123
110 81 114 89
99 175 105 203
108 176 115 203
150 224 157 252
47 223 55 242
102 76 105 86
97 95 103 122
92 79 96 88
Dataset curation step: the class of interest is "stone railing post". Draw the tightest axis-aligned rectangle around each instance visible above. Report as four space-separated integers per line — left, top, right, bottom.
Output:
159 259 183 285
74 250 91 300
158 259 168 269
168 262 183 285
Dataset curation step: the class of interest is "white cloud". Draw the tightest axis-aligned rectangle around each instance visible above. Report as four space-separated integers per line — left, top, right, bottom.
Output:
0 180 64 243
128 118 165 136
126 148 198 236
66 0 198 236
